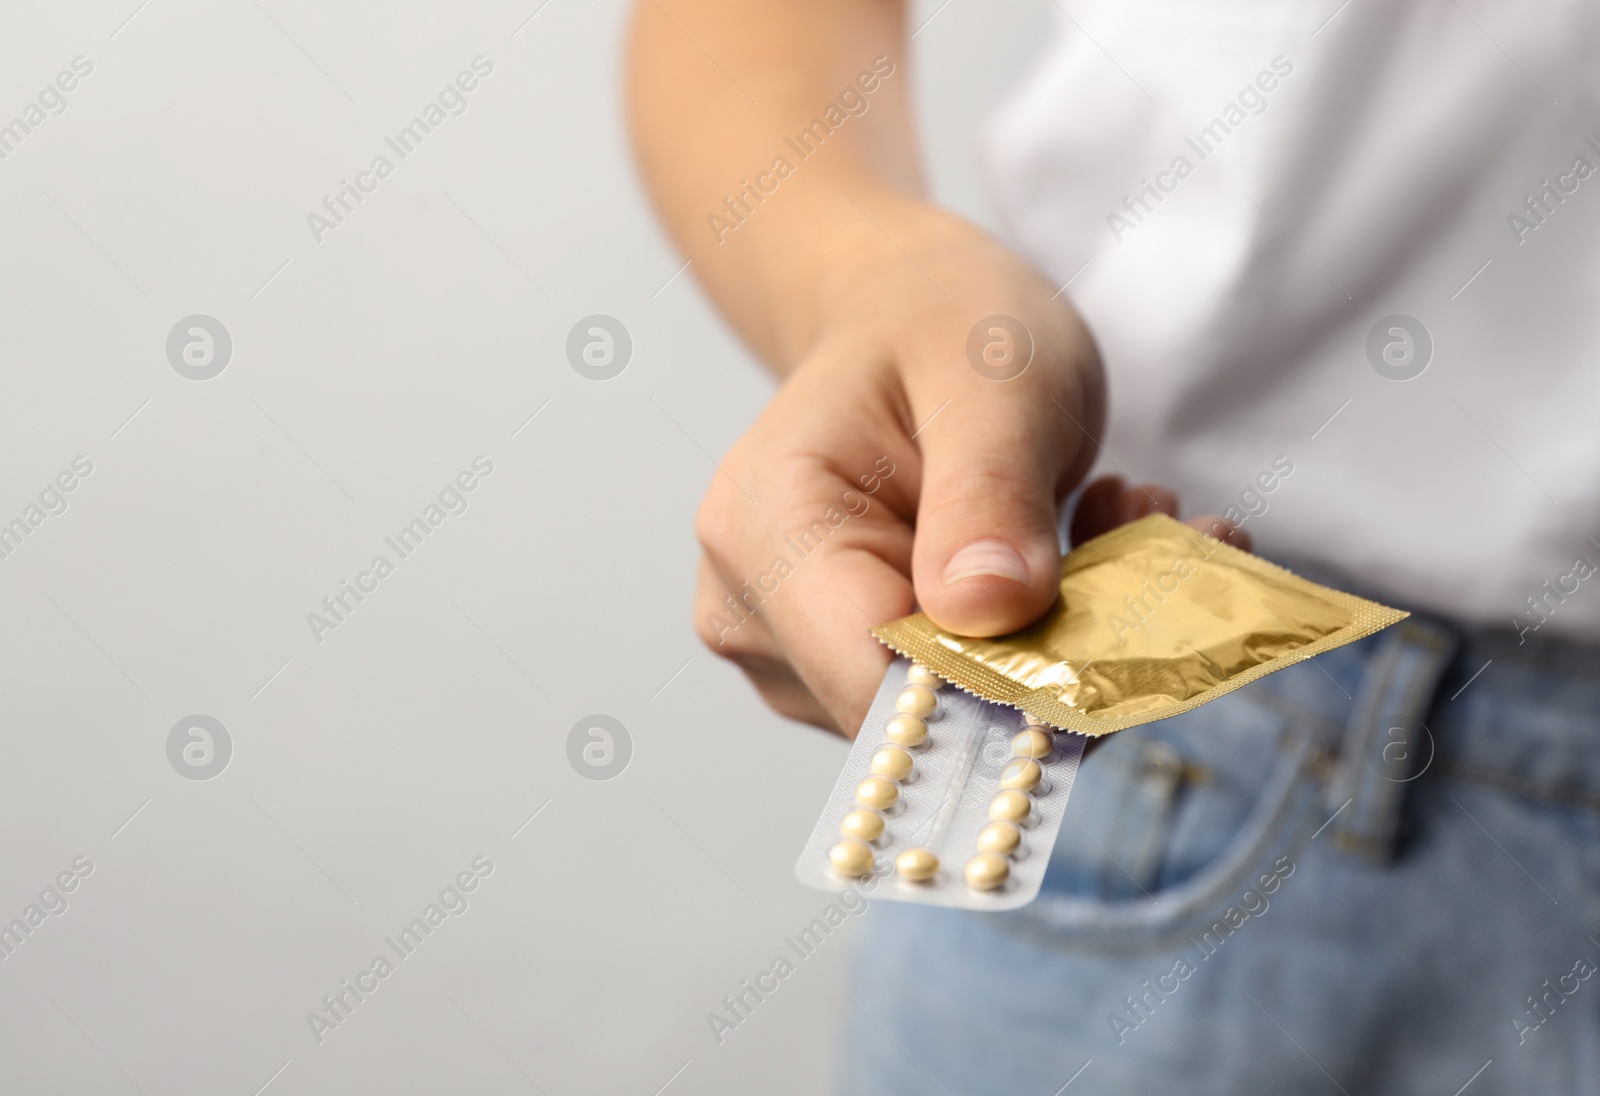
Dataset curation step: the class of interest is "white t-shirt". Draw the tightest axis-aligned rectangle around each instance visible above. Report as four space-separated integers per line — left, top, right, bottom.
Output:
985 0 1600 642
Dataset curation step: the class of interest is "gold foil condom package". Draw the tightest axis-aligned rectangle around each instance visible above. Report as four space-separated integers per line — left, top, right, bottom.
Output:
874 513 1408 737
795 514 1406 910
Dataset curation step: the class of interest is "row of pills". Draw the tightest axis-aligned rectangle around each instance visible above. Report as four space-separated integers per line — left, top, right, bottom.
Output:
828 664 943 882
963 717 1058 892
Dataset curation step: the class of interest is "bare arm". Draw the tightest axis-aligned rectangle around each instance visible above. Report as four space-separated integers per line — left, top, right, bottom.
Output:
627 0 928 368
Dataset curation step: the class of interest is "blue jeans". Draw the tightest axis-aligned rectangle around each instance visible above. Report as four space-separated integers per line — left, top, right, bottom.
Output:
839 571 1600 1094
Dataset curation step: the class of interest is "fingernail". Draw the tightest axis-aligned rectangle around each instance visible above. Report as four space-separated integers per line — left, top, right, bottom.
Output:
943 539 1030 587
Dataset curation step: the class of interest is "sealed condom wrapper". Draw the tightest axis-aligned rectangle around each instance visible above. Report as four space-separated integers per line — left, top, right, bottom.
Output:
795 513 1407 909
875 513 1410 736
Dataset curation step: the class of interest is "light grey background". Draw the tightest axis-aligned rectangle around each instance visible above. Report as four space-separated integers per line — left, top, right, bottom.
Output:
0 2 1051 1093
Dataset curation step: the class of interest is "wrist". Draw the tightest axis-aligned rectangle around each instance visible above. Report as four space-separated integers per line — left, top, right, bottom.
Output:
807 199 981 339
742 185 977 367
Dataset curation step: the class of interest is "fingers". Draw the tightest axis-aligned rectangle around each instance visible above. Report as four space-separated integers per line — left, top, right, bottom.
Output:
1186 513 1252 552
693 556 837 729
695 469 1251 737
761 541 907 733
695 473 912 734
1067 475 1123 546
910 393 1078 637
1121 482 1179 524
1069 476 1177 545
1069 477 1253 552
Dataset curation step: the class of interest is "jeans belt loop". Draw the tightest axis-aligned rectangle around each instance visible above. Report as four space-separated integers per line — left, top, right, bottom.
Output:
1329 619 1460 861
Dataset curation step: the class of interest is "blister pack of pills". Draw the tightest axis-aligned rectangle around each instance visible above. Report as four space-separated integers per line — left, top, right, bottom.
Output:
793 656 1085 911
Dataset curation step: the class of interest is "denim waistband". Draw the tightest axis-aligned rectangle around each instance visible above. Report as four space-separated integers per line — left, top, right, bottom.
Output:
1262 554 1600 829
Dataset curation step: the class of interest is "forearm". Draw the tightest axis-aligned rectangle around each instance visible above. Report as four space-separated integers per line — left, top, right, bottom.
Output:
625 0 928 369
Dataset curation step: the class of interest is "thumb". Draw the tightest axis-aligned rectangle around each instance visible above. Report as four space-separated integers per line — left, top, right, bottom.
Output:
910 394 1076 636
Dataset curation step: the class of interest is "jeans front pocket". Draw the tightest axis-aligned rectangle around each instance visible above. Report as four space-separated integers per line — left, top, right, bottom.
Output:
1000 686 1328 956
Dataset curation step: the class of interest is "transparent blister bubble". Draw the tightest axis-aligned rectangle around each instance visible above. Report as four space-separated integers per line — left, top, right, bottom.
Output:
794 657 1085 911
